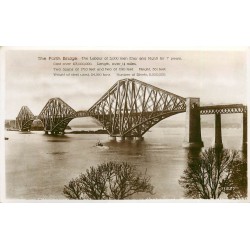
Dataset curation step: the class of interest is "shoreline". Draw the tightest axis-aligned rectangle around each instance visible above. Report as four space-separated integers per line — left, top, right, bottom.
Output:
65 129 108 134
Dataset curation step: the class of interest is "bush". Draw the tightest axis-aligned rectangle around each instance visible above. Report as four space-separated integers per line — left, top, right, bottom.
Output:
63 161 154 200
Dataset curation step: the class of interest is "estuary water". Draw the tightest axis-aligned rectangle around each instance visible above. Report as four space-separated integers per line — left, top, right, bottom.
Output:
5 126 242 200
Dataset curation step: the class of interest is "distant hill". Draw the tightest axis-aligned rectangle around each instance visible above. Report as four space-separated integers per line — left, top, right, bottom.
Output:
5 119 71 131
5 120 16 129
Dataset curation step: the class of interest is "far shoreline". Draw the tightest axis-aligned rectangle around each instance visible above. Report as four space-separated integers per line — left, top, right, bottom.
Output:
65 129 108 134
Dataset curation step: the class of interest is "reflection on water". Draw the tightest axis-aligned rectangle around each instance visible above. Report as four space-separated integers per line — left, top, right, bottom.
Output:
47 152 68 155
185 148 202 160
5 127 245 200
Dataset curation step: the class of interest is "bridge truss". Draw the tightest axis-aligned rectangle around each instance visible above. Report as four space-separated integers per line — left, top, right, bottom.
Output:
16 106 35 131
200 104 247 115
38 98 77 134
15 79 247 138
88 79 186 137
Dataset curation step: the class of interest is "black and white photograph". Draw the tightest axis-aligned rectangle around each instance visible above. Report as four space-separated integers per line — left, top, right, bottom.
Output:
1 2 250 250
2 49 248 201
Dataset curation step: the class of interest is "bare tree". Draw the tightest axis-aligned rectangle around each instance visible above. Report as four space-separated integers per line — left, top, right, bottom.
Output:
179 148 247 199
222 158 247 199
63 161 154 200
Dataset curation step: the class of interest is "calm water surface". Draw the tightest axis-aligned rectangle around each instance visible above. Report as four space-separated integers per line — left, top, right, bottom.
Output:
5 127 242 200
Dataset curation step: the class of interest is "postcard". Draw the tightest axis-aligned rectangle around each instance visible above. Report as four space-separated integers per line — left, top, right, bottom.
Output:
0 48 248 201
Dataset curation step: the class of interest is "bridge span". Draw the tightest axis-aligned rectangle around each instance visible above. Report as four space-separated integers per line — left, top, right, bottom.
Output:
15 78 247 150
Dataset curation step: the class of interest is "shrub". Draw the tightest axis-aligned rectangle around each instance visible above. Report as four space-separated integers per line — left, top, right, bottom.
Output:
63 161 154 200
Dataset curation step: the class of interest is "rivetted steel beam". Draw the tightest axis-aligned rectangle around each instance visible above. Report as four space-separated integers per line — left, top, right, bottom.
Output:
200 104 245 115
88 78 186 137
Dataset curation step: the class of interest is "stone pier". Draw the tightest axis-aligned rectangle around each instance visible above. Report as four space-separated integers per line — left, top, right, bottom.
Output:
214 113 223 149
125 137 134 141
109 136 143 141
183 98 204 148
242 108 247 151
134 136 144 141
116 136 125 142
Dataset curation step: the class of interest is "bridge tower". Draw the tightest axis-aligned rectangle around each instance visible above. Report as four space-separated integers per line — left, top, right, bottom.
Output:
183 98 204 148
16 106 35 131
38 98 77 135
88 79 186 140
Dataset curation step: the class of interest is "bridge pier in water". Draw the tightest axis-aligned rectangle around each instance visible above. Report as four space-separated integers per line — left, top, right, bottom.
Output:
14 80 247 151
44 130 64 135
183 98 204 149
109 136 117 141
110 136 144 142
134 136 144 141
116 136 125 142
214 113 223 149
242 109 247 151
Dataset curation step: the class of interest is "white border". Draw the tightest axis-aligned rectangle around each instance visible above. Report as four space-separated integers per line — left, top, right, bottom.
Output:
0 47 5 202
1 1 250 249
1 46 249 203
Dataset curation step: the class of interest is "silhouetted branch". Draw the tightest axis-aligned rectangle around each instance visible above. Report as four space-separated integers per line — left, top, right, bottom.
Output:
179 148 247 199
63 161 154 200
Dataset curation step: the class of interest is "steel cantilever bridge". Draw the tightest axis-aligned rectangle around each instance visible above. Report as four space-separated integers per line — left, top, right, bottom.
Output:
16 79 186 136
15 78 247 149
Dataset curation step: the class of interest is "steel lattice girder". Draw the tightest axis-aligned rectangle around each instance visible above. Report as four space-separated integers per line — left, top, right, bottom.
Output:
16 106 35 131
75 111 88 117
200 104 247 115
88 79 186 136
38 98 76 133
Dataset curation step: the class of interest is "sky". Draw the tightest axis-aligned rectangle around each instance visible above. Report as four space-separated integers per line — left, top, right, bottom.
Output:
4 49 248 120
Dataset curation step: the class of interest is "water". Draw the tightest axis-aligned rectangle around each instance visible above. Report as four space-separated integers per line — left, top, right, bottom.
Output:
5 127 242 200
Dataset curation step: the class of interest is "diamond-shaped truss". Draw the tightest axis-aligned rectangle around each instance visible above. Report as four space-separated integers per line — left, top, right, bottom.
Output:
200 104 247 115
14 78 248 138
38 98 76 134
16 106 35 131
88 79 186 137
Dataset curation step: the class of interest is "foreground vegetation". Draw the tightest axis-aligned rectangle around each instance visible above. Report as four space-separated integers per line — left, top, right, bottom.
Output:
179 148 247 199
64 161 154 200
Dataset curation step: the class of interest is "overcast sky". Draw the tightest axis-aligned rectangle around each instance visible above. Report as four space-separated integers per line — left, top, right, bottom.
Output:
5 49 247 119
